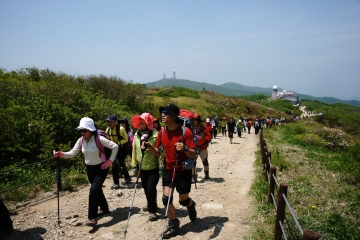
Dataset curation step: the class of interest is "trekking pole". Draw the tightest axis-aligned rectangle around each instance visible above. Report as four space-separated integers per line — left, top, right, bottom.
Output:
124 135 147 237
161 140 180 240
55 148 62 226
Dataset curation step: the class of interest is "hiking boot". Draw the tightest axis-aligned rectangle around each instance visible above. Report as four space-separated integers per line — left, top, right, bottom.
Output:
187 201 197 222
110 184 120 190
204 171 209 179
149 212 157 221
142 205 148 211
98 208 110 216
161 218 180 239
121 178 131 184
85 218 98 227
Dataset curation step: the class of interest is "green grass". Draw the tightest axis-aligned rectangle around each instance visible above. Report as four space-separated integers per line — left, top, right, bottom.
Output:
250 122 360 239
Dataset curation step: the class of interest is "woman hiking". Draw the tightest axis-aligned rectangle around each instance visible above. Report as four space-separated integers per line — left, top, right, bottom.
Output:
131 113 160 221
53 117 118 226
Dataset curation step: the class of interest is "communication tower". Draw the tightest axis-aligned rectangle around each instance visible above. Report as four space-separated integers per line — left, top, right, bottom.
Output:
272 86 278 99
173 70 176 79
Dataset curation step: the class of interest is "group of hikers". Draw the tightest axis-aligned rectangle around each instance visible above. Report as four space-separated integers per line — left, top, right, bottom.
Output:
1 102 289 239
51 103 215 238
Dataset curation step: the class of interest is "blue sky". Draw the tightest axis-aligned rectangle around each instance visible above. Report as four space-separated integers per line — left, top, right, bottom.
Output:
1 1 360 100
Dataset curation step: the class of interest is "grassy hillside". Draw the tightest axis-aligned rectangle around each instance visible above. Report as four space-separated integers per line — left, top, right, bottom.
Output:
147 79 360 107
251 120 360 239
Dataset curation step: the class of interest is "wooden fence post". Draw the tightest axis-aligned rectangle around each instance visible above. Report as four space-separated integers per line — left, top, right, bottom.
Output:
266 152 271 182
274 183 288 240
302 229 319 240
268 166 276 204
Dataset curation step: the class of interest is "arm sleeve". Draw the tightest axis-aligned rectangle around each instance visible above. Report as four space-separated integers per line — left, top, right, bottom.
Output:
99 136 118 161
131 139 137 167
119 127 129 145
63 138 82 158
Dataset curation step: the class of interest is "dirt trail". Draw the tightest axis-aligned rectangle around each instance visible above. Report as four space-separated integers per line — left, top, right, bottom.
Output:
5 130 259 240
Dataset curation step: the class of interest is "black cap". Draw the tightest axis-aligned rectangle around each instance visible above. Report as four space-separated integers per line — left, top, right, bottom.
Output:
159 103 180 118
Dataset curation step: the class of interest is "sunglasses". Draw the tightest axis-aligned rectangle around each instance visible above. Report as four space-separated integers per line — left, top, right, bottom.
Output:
78 129 88 133
162 110 169 115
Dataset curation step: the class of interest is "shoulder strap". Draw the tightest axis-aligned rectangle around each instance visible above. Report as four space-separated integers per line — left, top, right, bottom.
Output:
116 124 123 141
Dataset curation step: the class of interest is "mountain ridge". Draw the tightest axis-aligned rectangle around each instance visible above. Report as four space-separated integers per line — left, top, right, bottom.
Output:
146 78 360 107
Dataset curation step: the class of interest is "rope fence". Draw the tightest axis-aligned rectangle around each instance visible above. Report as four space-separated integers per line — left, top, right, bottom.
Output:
260 130 319 240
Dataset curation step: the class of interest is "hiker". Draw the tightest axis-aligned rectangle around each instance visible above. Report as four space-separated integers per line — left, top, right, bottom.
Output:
243 119 247 132
153 117 162 132
0 199 13 238
118 118 134 159
146 103 197 239
131 113 159 221
204 118 212 141
236 119 242 137
53 117 118 226
194 114 211 179
247 118 252 134
254 118 260 135
105 115 131 189
210 117 218 139
226 117 236 144
220 117 227 137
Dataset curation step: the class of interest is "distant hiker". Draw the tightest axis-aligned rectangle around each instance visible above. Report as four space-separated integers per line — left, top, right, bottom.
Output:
210 117 218 139
53 117 118 226
131 113 159 221
236 119 242 137
247 119 252 134
254 119 260 135
226 117 236 144
146 103 197 238
118 118 134 159
0 199 13 238
105 115 131 189
220 117 227 137
275 118 279 126
194 114 211 179
243 119 247 132
153 117 161 132
204 118 212 141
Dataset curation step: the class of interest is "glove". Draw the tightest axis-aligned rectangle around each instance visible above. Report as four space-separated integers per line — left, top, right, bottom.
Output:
132 167 138 176
101 160 113 169
53 151 64 158
159 166 163 178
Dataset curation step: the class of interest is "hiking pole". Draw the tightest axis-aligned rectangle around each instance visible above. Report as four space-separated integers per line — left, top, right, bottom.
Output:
161 140 180 240
124 134 148 237
55 148 62 226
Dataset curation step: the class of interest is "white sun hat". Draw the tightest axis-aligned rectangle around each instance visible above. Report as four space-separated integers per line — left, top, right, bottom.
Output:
76 117 96 131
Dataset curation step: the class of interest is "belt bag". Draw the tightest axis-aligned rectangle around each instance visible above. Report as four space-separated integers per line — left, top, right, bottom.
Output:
182 158 195 170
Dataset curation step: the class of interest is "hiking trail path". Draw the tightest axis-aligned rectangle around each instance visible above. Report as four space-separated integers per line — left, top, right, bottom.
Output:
5 130 258 240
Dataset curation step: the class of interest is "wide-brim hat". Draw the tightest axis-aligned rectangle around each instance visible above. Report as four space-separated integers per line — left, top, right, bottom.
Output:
131 113 154 130
76 117 96 131
159 103 180 118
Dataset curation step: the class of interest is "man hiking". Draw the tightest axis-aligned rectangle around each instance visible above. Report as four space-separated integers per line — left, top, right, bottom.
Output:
193 113 211 179
146 103 197 239
226 117 236 144
220 116 227 137
105 114 131 189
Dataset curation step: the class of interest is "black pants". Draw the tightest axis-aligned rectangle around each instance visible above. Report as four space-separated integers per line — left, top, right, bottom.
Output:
87 164 109 220
0 200 12 230
112 147 130 184
247 126 251 133
212 128 217 138
140 168 159 214
221 127 226 136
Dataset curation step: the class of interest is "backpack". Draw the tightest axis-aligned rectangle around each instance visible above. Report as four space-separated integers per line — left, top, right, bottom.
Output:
79 129 112 163
255 121 259 128
105 124 129 147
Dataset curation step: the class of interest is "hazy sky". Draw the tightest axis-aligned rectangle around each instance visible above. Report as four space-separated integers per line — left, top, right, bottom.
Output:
1 1 360 100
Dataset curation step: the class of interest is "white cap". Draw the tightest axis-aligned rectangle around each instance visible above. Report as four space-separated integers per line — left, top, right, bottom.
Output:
76 117 96 131
239 119 241 122
206 118 210 122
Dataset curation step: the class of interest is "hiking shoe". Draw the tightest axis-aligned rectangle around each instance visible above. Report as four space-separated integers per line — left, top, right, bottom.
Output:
85 218 98 227
110 184 120 190
121 178 131 184
149 212 157 221
204 171 209 179
142 205 148 211
187 201 197 222
162 220 180 239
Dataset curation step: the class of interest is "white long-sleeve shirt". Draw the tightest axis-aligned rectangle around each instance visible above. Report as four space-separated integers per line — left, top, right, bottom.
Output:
63 136 118 165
